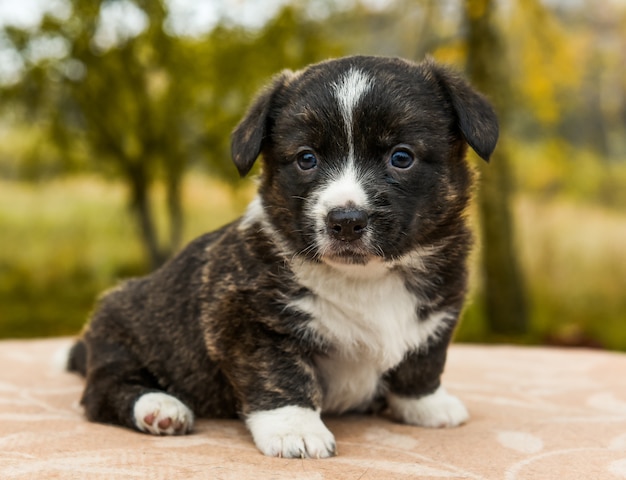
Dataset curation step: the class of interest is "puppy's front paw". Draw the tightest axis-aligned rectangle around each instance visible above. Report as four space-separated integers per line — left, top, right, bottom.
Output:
246 406 337 458
133 392 194 435
388 386 469 428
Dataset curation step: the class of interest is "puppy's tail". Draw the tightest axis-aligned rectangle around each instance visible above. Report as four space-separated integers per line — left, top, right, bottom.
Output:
66 339 87 376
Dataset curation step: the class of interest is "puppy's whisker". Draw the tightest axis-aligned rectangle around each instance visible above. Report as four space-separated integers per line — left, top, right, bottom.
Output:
373 244 386 258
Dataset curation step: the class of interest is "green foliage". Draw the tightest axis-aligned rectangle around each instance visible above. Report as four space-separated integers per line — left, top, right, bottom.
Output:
197 6 344 179
1 0 626 346
0 177 142 337
456 193 626 350
0 175 252 338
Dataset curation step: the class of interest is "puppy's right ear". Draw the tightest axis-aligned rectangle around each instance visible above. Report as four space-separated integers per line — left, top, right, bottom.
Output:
231 70 293 177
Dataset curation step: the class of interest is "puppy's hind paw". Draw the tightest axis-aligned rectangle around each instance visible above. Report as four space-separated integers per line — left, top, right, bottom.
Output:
134 392 194 435
388 386 469 428
246 406 337 458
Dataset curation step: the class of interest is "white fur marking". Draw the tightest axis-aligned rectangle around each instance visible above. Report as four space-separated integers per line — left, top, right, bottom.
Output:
333 68 372 151
237 195 297 259
315 162 368 210
387 386 469 428
238 195 265 230
246 406 336 458
290 260 453 413
315 354 382 413
51 344 73 373
134 392 194 435
306 162 371 259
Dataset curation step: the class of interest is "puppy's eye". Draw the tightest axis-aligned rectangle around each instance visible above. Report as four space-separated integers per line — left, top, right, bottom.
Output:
389 148 415 169
297 151 318 171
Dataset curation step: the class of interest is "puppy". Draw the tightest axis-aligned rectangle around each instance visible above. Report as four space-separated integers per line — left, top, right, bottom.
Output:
68 55 498 459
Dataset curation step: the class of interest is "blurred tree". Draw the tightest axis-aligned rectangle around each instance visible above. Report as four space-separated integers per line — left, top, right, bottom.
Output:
2 0 200 268
1 1 340 269
464 0 528 334
197 6 344 180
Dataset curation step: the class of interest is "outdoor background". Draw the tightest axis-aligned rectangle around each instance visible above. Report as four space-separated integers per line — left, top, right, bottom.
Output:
1 0 625 349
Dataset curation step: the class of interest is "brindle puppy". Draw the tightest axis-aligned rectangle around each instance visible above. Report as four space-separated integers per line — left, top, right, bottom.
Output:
68 55 498 459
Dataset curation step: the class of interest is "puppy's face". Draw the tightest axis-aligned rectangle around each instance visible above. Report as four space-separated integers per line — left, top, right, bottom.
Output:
232 56 498 266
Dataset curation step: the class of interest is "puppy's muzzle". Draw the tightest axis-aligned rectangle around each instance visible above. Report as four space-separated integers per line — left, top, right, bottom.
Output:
326 208 368 243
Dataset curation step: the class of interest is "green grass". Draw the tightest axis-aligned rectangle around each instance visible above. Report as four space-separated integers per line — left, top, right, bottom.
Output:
1 174 625 350
0 175 252 338
516 198 626 349
455 196 626 350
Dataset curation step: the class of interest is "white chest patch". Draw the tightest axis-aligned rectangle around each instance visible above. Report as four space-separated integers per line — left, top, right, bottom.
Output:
289 260 449 414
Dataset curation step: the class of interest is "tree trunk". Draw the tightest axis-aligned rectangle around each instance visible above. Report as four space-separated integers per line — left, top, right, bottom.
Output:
128 165 166 270
165 167 183 257
465 0 528 334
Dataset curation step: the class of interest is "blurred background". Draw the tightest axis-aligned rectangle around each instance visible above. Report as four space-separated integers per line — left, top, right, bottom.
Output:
0 0 625 348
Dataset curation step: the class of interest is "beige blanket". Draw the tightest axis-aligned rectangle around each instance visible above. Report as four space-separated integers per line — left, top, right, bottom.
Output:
1 337 626 479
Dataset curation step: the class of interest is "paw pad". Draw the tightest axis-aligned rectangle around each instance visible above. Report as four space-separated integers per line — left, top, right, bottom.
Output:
134 392 194 435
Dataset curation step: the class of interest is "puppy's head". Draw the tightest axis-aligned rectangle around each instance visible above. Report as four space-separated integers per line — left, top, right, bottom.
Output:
231 56 498 268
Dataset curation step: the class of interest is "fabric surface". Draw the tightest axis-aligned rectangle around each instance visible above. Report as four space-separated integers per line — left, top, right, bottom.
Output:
1 337 626 479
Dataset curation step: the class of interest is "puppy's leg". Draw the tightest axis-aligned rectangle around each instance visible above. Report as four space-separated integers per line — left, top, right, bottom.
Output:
384 324 468 428
246 406 336 459
226 351 335 458
387 385 468 428
81 337 193 435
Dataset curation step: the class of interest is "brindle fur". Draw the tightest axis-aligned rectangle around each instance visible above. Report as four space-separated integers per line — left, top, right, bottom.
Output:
69 56 497 435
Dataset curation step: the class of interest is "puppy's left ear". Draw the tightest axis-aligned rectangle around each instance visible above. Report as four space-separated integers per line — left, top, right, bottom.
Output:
231 70 294 177
428 60 499 162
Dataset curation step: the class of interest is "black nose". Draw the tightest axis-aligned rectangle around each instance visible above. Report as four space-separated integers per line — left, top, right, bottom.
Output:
326 208 369 242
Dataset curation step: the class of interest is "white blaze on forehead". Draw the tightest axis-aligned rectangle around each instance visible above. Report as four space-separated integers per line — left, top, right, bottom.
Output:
332 68 373 152
305 68 374 255
318 67 372 213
